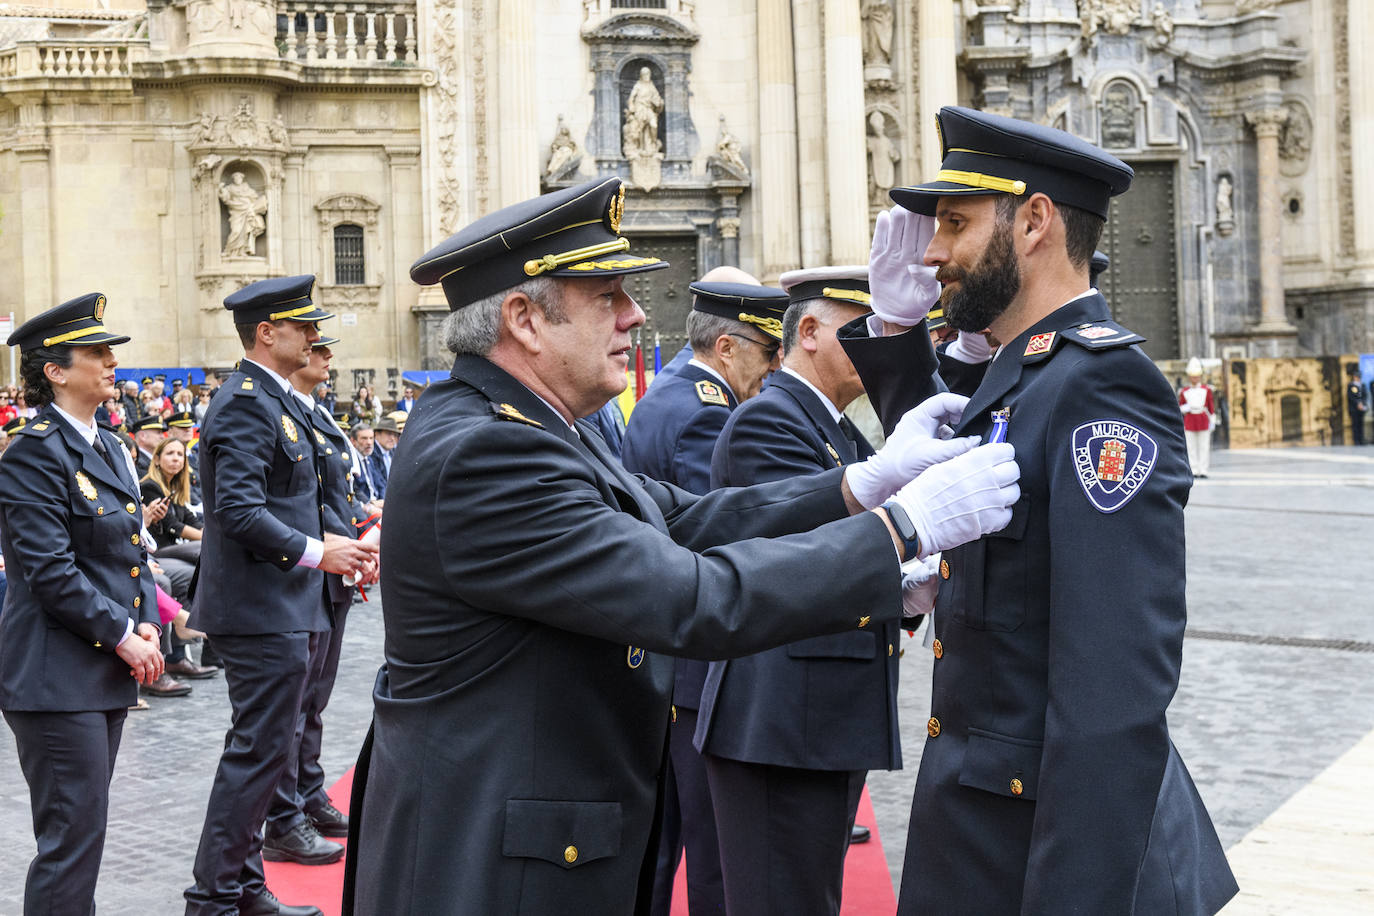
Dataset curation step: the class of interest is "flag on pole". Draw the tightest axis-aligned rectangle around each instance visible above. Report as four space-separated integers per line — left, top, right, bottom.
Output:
634 339 647 402
653 333 662 374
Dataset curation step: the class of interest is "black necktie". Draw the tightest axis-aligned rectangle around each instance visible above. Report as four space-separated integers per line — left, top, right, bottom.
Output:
92 434 126 482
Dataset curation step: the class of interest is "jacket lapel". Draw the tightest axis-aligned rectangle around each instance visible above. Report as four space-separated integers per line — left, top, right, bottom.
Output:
50 410 133 497
771 371 855 465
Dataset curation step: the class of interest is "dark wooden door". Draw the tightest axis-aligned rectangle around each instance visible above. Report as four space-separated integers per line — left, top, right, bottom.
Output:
621 234 699 356
1097 161 1179 360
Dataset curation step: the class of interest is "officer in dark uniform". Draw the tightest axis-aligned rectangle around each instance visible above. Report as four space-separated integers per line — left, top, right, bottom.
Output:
1347 367 1368 445
3 415 29 438
131 413 165 478
699 268 972 915
167 409 203 504
344 176 1021 916
883 106 1237 914
0 293 163 915
185 276 378 916
263 334 358 850
621 275 789 915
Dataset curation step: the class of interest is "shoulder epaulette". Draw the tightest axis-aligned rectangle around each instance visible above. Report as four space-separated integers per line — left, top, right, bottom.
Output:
16 419 57 437
693 379 729 407
232 378 259 398
1061 320 1146 351
491 402 544 428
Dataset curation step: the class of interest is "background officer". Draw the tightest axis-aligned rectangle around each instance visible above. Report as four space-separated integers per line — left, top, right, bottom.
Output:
131 413 165 478
885 105 1237 915
621 268 789 915
346 176 1021 916
0 293 163 915
185 276 377 916
1347 366 1367 445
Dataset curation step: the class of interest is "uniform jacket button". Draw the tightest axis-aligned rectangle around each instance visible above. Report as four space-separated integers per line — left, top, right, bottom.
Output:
131 534 140 545
927 717 941 738
888 643 893 656
932 638 944 659
93 641 102 648
133 597 141 608
563 845 578 864
125 502 136 514
1010 778 1024 796
130 566 139 578
671 705 677 723
939 559 950 580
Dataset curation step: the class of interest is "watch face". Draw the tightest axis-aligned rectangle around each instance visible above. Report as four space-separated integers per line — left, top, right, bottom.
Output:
888 503 917 541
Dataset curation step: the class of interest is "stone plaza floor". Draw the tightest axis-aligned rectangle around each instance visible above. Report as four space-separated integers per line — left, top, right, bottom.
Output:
1 445 1371 914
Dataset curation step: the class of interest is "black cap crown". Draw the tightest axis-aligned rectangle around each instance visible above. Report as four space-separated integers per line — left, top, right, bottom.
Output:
131 415 166 434
223 275 333 326
778 267 872 311
7 293 131 351
891 107 1133 220
688 282 790 341
411 177 669 310
167 411 197 429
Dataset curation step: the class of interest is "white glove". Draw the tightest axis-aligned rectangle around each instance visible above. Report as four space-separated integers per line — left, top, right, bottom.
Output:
890 442 1021 557
869 205 941 326
901 554 941 618
944 330 993 365
846 392 974 509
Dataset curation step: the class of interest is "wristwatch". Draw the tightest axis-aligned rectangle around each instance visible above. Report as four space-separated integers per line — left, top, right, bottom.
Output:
881 500 922 559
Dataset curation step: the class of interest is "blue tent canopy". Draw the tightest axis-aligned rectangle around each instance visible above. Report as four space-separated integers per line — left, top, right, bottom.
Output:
401 370 449 387
115 368 208 386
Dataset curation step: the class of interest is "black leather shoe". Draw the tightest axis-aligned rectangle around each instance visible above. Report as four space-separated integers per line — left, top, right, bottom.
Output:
199 641 224 668
238 888 323 916
166 659 218 680
306 800 349 838
850 823 872 844
261 822 344 865
141 673 191 697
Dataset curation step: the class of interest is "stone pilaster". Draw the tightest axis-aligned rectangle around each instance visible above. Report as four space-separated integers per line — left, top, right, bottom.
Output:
1245 107 1298 353
16 146 52 315
915 0 957 180
755 0 800 277
1348 0 1374 264
823 0 869 264
497 0 539 205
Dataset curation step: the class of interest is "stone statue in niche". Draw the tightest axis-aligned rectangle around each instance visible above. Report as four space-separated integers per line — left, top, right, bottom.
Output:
1080 0 1136 39
622 68 664 192
544 115 582 179
861 1 894 83
866 111 900 207
220 171 268 258
1215 175 1235 236
708 115 749 179
1100 86 1136 149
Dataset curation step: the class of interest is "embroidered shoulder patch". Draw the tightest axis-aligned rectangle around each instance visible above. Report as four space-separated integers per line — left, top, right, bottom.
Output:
1064 321 1145 350
491 402 544 428
1023 332 1057 358
694 379 729 406
1070 419 1158 513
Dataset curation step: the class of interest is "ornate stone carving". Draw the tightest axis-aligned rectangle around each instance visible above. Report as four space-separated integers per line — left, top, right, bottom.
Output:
1335 0 1353 257
1148 3 1173 49
706 116 749 180
544 115 582 180
1215 174 1234 235
471 0 490 213
1080 0 1136 40
1236 0 1279 13
315 193 381 230
716 217 740 239
186 0 274 45
1278 101 1312 177
429 0 463 235
622 66 665 191
861 0 894 85
219 170 268 259
189 100 290 152
1245 107 1288 139
192 154 223 187
866 109 900 207
1100 84 1136 149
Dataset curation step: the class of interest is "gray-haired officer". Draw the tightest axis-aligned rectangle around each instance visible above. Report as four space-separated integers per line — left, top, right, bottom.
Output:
621 274 789 915
885 106 1236 914
344 176 1021 915
185 276 377 916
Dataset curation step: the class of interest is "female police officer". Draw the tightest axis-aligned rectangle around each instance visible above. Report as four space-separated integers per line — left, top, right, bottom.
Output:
0 293 163 915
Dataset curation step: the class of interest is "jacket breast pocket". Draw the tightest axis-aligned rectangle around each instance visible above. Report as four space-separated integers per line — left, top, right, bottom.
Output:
958 727 1042 801
501 799 622 869
946 498 1029 632
269 431 312 496
786 631 877 660
68 494 122 558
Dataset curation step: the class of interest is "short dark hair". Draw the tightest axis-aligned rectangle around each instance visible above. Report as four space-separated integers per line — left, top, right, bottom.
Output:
20 345 73 408
993 193 1104 271
234 318 292 350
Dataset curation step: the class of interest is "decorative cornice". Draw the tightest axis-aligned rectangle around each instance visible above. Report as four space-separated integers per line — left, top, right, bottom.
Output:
582 11 699 44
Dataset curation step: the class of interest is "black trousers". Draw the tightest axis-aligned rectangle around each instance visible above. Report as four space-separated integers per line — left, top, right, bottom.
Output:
704 754 865 916
5 708 126 916
649 705 725 915
185 631 315 916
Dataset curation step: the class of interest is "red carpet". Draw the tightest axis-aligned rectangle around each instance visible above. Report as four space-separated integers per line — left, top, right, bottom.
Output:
267 770 897 915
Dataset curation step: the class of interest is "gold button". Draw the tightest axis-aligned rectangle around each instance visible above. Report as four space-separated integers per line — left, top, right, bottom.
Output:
932 639 944 659
671 705 677 723
858 615 870 629
326 449 333 455
888 643 893 656
97 506 104 515
563 845 578 864
133 597 141 608
280 555 289 563
939 559 950 580
131 534 140 545
126 502 136 514
927 717 941 738
346 494 354 502
1010 778 1024 796
93 641 102 648
130 566 139 578
351 517 357 525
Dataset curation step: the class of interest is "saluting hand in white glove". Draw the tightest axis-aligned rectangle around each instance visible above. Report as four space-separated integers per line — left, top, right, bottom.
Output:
869 206 942 327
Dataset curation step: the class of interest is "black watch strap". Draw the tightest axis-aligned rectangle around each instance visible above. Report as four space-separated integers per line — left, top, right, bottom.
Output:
881 500 922 559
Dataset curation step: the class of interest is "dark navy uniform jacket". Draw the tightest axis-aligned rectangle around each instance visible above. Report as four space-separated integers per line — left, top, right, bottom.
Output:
837 316 943 435
894 293 1237 915
621 361 738 711
350 355 903 916
696 370 902 772
0 408 158 711
304 399 358 606
191 360 335 635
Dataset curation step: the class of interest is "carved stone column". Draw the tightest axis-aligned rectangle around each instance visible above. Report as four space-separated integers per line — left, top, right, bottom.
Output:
1349 0 1374 262
1245 108 1297 350
823 0 870 264
497 0 540 205
916 0 958 179
717 216 741 268
755 0 800 277
15 146 53 315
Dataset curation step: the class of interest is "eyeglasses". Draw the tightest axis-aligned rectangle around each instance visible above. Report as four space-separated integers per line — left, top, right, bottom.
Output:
728 333 780 361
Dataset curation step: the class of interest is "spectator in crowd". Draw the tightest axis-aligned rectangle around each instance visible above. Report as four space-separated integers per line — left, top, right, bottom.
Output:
119 380 141 422
395 385 417 413
350 385 381 422
194 386 213 424
314 382 337 415
349 422 380 508
366 413 400 500
138 387 161 418
99 396 125 430
0 389 16 426
13 389 37 420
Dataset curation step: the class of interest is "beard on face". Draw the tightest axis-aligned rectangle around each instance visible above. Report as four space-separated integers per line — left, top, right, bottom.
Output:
937 218 1021 333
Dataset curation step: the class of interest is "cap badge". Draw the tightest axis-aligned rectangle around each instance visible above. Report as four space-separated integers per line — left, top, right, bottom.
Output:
694 379 729 407
608 183 625 234
1071 419 1157 514
1023 332 1056 357
93 296 106 322
824 442 842 467
282 414 299 443
626 645 645 669
75 471 98 501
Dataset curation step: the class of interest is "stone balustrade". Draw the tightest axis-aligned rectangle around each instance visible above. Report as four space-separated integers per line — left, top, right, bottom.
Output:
0 40 147 81
277 2 418 64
